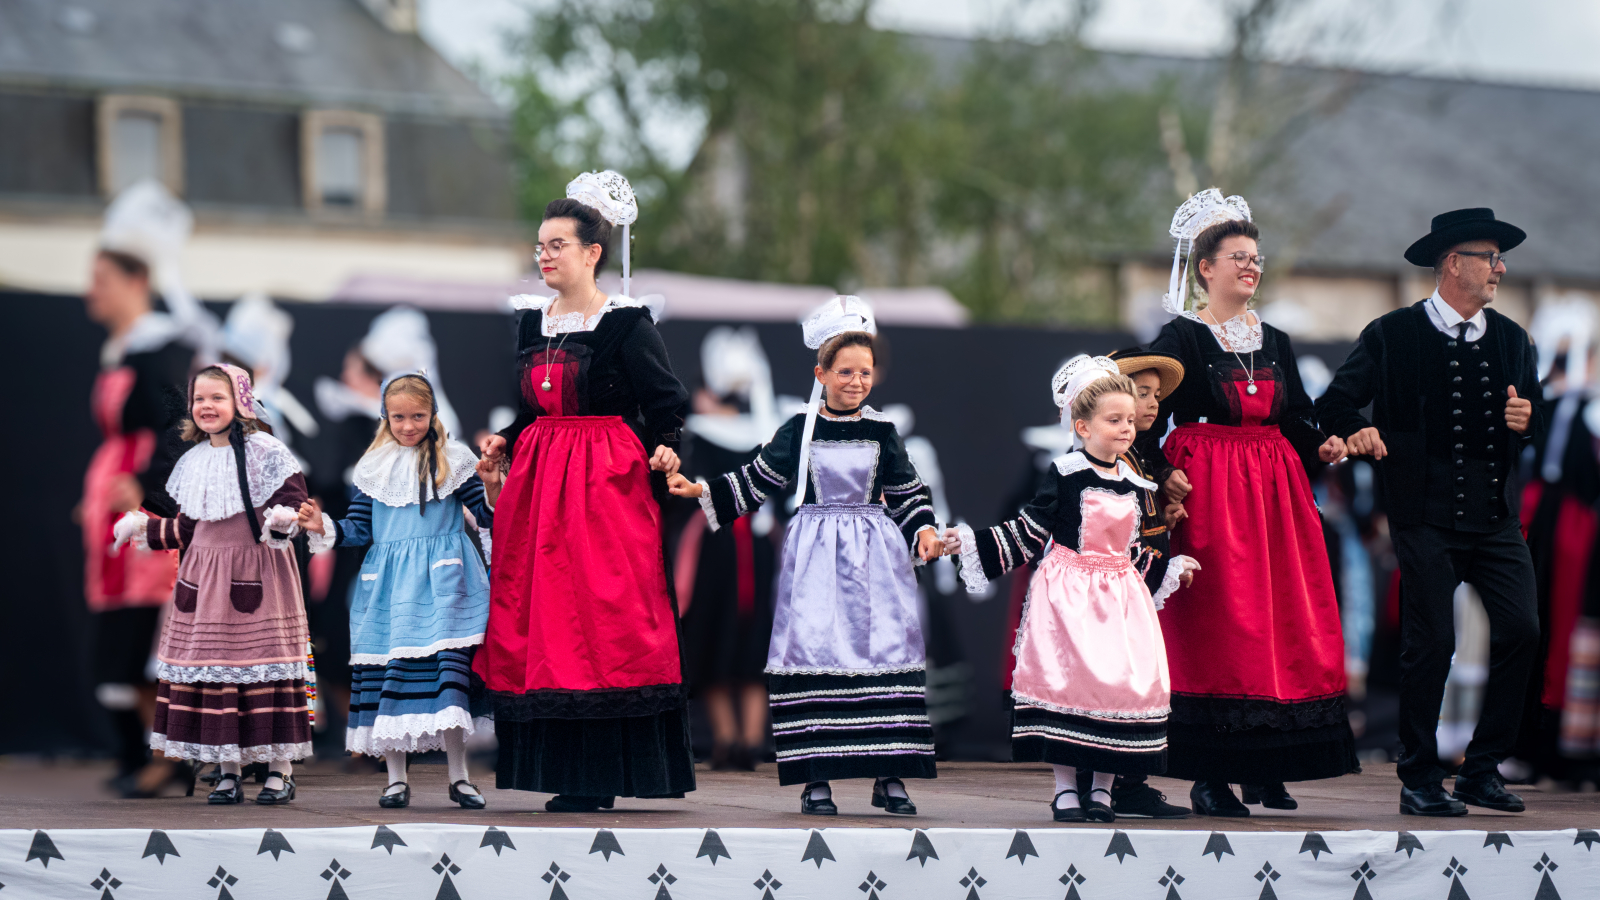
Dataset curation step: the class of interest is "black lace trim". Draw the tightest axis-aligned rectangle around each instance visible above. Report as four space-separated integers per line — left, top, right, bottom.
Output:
1169 692 1348 732
479 680 689 721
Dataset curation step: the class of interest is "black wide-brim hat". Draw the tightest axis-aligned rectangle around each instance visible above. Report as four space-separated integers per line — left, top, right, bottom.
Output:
1108 347 1185 399
1404 207 1526 267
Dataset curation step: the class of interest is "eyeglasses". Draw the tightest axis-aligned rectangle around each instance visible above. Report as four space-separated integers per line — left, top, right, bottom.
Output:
1208 251 1266 270
1454 250 1508 268
829 368 874 383
534 238 589 259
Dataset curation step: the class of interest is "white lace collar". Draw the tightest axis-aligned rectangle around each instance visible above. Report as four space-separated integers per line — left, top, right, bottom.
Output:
167 432 301 522
508 293 664 334
1053 450 1158 490
816 404 890 424
1183 308 1263 352
353 438 479 508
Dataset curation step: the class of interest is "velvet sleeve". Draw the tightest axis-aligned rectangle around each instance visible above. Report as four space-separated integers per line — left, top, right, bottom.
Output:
455 474 494 530
704 415 801 529
621 315 689 453
1316 319 1384 446
969 470 1060 581
332 491 374 547
878 425 938 547
123 343 193 518
262 473 311 541
1515 330 1545 450
144 512 196 551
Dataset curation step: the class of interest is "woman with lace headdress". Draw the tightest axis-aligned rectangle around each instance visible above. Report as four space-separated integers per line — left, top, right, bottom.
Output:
1141 189 1355 816
473 172 696 811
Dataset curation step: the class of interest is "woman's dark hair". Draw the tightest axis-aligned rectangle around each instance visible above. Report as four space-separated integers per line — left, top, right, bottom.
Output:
99 249 150 282
1192 218 1261 292
543 198 614 272
818 332 876 370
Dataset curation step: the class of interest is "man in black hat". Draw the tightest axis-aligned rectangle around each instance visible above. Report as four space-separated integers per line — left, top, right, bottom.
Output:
1317 208 1543 816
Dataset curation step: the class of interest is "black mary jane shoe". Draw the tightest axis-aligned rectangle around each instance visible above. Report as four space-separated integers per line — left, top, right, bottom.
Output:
207 776 245 805
1453 774 1525 813
545 795 614 813
1052 789 1086 823
254 772 296 805
1190 781 1250 817
1401 783 1469 817
450 780 487 810
872 778 917 815
800 782 837 816
378 783 410 809
1083 789 1116 823
1241 782 1298 810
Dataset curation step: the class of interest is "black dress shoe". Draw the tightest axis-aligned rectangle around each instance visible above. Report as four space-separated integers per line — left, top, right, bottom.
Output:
1190 781 1250 817
208 776 245 805
1052 790 1086 823
1083 789 1116 823
254 773 296 805
1113 783 1191 819
1241 782 1298 810
378 783 410 809
450 780 487 810
872 778 917 815
800 782 837 816
1400 783 1469 817
545 795 614 812
1453 775 1525 812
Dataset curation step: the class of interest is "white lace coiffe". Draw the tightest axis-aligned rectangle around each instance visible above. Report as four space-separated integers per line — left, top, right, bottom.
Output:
352 438 479 508
166 432 301 522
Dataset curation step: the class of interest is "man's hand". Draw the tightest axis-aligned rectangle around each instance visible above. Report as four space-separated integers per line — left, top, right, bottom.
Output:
650 446 681 475
1345 427 1387 460
1505 385 1532 434
1163 469 1191 503
1164 502 1187 529
1317 434 1348 464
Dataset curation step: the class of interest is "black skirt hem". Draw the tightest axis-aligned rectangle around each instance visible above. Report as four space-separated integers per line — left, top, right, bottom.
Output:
1163 721 1359 783
1011 739 1168 776
1169 691 1350 731
776 754 937 786
494 710 697 797
481 681 688 720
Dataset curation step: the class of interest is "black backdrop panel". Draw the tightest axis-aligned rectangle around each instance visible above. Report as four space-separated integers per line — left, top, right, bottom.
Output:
0 289 1353 759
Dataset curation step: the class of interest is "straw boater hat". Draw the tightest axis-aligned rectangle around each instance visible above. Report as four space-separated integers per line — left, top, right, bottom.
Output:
1108 347 1185 399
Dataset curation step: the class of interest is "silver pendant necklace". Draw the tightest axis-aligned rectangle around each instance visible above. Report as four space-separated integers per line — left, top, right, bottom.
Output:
541 288 602 392
1206 308 1257 394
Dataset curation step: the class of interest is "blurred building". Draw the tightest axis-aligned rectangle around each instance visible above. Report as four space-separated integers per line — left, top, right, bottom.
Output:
0 0 521 300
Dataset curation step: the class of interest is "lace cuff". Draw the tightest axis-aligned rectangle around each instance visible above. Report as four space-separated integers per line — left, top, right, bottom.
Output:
118 511 150 552
306 513 338 554
696 478 721 532
1151 554 1194 610
953 523 989 594
259 504 299 550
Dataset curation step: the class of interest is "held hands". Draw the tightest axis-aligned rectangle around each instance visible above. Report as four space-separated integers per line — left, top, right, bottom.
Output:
1345 427 1387 460
1317 434 1348 464
665 473 703 498
297 500 324 535
110 512 144 552
479 434 507 462
1164 501 1188 529
1163 469 1191 503
263 505 299 532
1506 385 1532 434
650 446 681 476
940 527 963 557
916 528 943 563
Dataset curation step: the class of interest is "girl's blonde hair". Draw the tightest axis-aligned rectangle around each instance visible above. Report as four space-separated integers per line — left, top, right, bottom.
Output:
1069 373 1138 424
180 366 269 443
369 374 451 492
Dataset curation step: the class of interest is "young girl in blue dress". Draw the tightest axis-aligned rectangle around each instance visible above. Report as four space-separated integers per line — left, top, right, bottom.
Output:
299 373 494 809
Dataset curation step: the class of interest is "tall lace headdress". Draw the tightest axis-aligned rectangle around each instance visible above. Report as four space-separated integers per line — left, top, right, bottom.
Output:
793 296 877 507
99 179 220 361
565 170 640 298
1162 187 1253 316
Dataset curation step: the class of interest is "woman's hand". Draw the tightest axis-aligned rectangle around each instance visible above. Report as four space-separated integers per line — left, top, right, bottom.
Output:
108 473 143 514
1179 556 1202 588
650 445 681 476
110 512 144 551
1345 427 1386 459
666 473 703 498
917 528 943 563
941 527 963 557
475 454 502 485
1163 469 1191 503
480 434 507 462
1317 434 1348 464
297 500 324 535
1164 502 1188 529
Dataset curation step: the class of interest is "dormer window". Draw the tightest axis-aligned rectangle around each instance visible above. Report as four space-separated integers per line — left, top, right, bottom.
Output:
302 110 385 215
97 95 183 196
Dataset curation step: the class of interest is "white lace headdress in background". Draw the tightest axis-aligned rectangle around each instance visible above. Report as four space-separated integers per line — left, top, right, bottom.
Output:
566 170 640 298
1162 188 1253 316
99 179 220 362
360 307 460 439
793 296 879 508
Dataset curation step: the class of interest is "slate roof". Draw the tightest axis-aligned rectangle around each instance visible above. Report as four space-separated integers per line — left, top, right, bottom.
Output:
0 0 502 119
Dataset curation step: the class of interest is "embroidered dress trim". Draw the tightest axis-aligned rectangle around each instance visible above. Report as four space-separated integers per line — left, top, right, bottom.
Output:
1014 693 1171 721
694 479 721 531
765 663 927 677
1010 725 1168 750
157 661 309 684
352 439 479 508
149 736 313 764
769 684 927 702
167 433 301 521
776 742 937 759
348 634 486 667
953 524 989 593
346 711 492 755
806 439 881 504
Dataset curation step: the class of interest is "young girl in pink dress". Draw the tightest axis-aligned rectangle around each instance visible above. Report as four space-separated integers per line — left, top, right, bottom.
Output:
945 356 1198 823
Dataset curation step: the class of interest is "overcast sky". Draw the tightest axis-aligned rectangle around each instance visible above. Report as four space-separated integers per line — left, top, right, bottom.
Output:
419 0 1600 93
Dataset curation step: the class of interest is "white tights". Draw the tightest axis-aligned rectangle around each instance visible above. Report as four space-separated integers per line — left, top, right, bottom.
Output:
383 728 476 796
1051 766 1113 809
217 759 293 791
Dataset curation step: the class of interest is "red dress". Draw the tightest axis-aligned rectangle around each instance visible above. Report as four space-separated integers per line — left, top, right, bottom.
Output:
473 299 695 798
1148 314 1355 783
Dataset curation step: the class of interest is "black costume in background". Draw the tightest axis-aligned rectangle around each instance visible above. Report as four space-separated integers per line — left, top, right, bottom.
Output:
1318 301 1543 789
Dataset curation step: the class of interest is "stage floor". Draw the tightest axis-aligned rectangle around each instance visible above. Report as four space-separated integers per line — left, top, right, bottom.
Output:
3 759 1595 832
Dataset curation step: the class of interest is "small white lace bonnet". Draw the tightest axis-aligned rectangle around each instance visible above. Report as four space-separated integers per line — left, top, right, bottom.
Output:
1052 354 1120 411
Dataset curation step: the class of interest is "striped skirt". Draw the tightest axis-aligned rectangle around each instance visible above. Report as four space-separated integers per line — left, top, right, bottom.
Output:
347 649 489 755
151 679 313 764
768 670 937 786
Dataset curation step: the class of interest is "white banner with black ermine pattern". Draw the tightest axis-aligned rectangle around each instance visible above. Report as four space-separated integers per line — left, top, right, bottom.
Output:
1 826 1595 899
